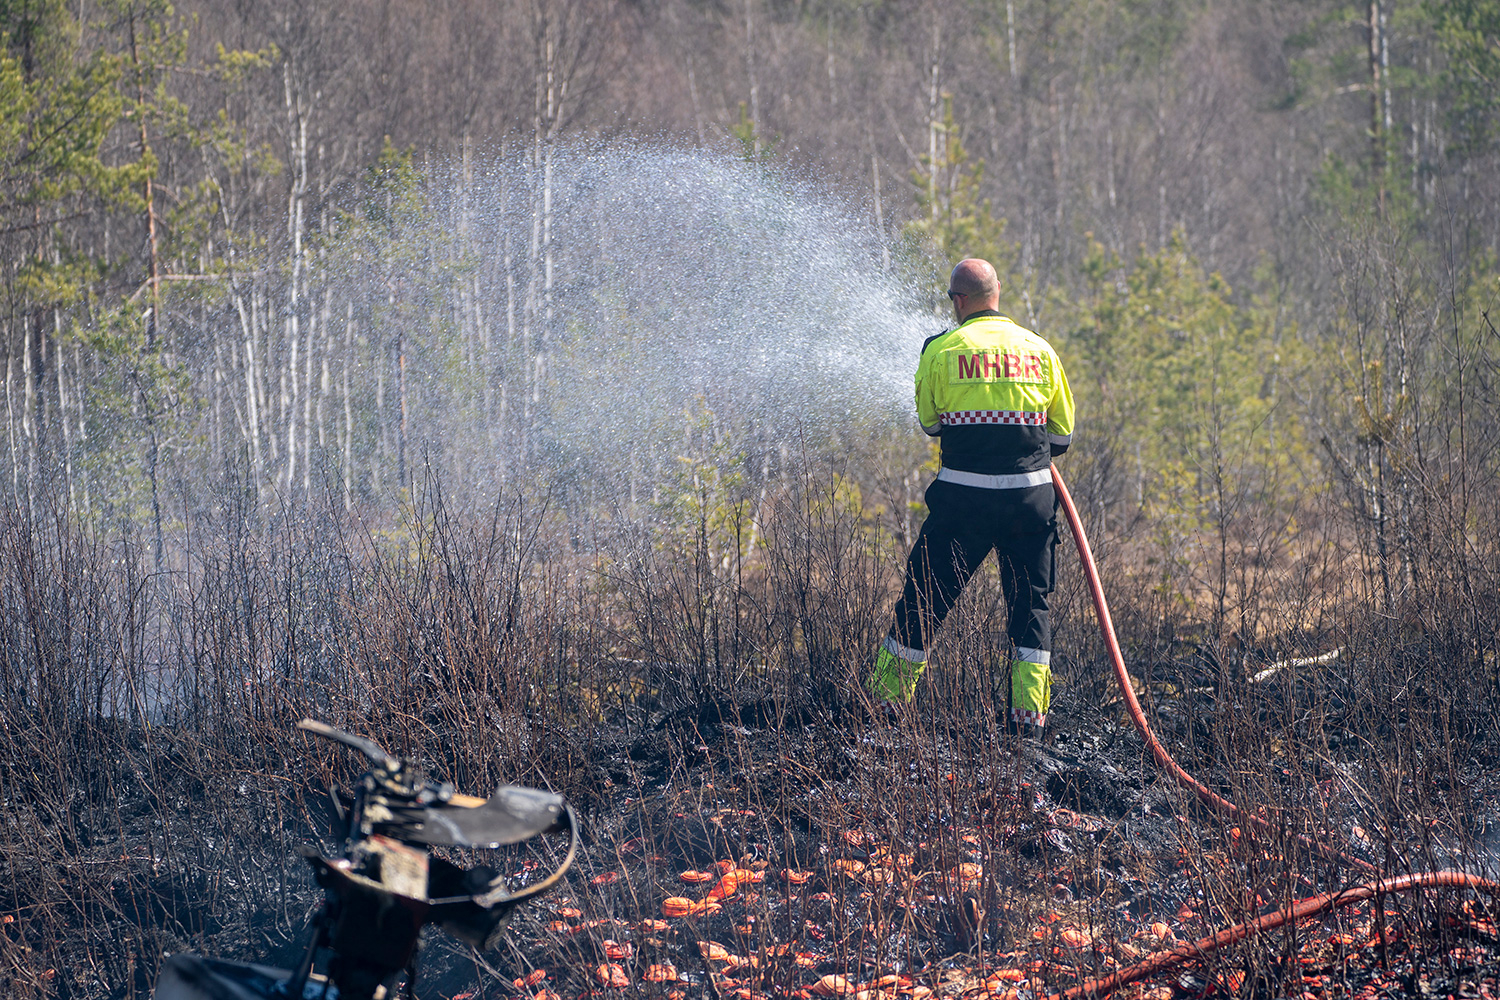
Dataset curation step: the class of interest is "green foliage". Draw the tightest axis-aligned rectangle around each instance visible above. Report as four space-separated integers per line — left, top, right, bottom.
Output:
904 93 1026 314
906 94 1013 270
1061 233 1308 517
63 302 195 524
1428 0 1500 153
730 101 778 161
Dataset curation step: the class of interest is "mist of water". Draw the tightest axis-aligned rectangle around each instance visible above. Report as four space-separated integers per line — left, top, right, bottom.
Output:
364 142 944 504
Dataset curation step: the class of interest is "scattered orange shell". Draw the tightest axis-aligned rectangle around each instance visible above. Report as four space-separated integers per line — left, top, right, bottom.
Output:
1176 905 1196 919
662 897 697 917
544 920 571 934
1150 921 1175 941
699 941 733 961
795 952 821 968
811 974 856 995
637 919 670 932
833 859 866 876
592 871 620 885
991 969 1025 983
643 964 679 982
1219 970 1246 992
783 869 814 884
715 859 736 873
594 963 629 987
680 870 717 883
554 907 582 920
956 862 981 879
908 988 933 999
603 939 633 961
1058 927 1092 950
707 872 742 900
522 969 548 987
842 829 866 846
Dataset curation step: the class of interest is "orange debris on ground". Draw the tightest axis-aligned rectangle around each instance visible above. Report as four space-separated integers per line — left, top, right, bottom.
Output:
594 963 629 987
643 964 679 982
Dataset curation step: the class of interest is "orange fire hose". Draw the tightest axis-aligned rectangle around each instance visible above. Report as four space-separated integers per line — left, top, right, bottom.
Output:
1046 464 1500 998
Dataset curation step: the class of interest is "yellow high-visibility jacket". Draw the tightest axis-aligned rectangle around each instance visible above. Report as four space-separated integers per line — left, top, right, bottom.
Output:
915 311 1074 480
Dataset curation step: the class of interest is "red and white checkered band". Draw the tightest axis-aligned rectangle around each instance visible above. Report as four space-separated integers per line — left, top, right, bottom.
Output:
1010 707 1049 727
941 410 1048 426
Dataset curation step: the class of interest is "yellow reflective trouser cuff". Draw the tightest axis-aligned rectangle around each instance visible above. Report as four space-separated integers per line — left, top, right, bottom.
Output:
867 645 926 703
1010 658 1051 727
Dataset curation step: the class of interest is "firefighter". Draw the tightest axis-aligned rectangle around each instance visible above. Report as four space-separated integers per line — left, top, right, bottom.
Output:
866 258 1074 738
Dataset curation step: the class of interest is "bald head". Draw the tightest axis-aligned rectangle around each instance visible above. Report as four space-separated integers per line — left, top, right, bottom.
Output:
948 258 1000 320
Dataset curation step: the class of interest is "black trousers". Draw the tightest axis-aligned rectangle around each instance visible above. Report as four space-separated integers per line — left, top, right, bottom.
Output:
890 479 1057 657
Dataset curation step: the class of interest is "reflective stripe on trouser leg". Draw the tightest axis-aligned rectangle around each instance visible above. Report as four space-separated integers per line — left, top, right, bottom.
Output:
867 639 927 703
1010 653 1051 727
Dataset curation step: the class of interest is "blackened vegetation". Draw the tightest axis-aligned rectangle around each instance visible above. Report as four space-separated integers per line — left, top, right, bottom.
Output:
1 470 1499 1000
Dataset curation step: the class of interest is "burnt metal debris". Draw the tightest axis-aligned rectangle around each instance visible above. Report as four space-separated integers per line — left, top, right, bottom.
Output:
153 719 579 1000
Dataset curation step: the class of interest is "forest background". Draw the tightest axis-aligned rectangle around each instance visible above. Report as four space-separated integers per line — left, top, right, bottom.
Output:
2 0 1498 574
3 0 1500 997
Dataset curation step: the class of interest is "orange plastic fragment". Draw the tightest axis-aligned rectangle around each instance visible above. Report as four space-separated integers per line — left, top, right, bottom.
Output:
1058 927 1092 950
594 963 629 987
643 964 679 982
708 872 741 900
811 974 855 995
662 897 696 917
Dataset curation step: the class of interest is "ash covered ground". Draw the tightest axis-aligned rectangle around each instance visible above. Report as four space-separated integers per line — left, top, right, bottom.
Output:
12 685 1500 1000
398 696 1500 1000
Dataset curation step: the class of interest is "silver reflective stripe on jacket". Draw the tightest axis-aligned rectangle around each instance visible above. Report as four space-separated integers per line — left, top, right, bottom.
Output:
935 467 1052 490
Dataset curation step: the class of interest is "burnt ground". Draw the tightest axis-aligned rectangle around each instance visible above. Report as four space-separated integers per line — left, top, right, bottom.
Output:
396 695 1500 1000
10 690 1500 1000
